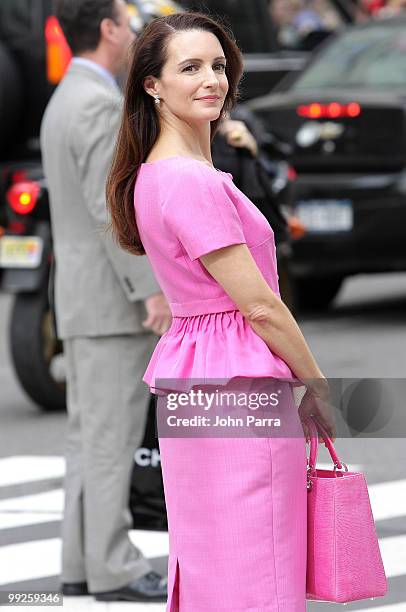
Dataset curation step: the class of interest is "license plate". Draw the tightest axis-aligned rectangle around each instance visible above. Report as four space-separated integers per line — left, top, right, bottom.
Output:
295 199 353 232
0 236 43 268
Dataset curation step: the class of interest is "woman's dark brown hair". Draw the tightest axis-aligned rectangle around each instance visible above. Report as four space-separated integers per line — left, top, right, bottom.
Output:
106 11 244 255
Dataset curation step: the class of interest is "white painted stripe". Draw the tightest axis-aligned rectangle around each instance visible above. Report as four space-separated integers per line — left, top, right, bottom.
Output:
12 600 166 611
379 534 406 579
0 531 400 581
63 603 166 612
1 470 405 533
0 457 65 487
0 533 403 611
129 529 169 559
353 606 406 612
0 491 168 545
0 489 64 513
0 592 403 611
311 469 406 523
0 538 61 585
368 479 406 522
0 512 61 530
0 490 63 530
0 455 362 488
0 455 405 598
64 602 165 611
0 531 168 586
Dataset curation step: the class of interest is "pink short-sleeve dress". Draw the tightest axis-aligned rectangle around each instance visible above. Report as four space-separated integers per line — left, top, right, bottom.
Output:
134 157 307 612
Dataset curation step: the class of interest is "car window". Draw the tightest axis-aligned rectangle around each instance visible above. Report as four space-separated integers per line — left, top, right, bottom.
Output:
291 23 406 89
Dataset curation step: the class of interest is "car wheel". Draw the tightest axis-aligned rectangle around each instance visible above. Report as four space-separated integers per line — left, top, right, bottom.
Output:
293 275 344 312
9 286 66 411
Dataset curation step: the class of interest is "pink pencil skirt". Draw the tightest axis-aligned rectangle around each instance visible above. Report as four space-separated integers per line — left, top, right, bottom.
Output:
159 416 308 611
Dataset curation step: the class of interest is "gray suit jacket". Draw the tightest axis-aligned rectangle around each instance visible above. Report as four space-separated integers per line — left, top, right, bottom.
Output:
40 62 161 339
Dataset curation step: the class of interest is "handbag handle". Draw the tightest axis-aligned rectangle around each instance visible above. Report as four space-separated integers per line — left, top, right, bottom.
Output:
305 415 347 477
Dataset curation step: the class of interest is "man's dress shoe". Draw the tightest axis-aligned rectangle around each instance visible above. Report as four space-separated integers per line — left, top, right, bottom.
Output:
61 582 89 596
94 571 167 602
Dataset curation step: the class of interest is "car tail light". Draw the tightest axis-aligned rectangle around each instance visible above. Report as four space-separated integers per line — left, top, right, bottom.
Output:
45 16 72 84
287 166 297 181
6 181 41 215
288 216 306 240
347 102 361 117
297 102 361 119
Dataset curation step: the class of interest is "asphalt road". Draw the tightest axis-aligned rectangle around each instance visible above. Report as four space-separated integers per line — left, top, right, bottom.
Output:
2 271 406 455
0 272 405 611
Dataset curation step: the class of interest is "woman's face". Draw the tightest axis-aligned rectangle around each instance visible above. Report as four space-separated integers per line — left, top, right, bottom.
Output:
152 29 229 124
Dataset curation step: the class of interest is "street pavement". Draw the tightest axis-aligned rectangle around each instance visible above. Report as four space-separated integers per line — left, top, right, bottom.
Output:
0 272 406 611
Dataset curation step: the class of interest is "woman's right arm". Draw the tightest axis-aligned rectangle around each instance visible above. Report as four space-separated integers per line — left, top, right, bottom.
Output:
199 243 329 398
200 242 336 440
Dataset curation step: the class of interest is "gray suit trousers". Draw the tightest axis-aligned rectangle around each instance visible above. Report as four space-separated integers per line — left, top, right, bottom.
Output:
62 333 159 592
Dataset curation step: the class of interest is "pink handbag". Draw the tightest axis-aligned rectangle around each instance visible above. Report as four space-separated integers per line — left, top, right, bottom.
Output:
305 415 388 603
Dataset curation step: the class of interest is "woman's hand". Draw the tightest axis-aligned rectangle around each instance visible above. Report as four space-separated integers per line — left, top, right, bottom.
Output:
298 383 337 445
218 119 258 158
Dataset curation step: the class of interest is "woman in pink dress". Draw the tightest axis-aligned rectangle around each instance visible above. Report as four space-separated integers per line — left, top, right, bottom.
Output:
107 11 336 612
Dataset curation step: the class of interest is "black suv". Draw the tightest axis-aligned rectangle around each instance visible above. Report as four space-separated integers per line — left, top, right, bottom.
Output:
248 17 406 309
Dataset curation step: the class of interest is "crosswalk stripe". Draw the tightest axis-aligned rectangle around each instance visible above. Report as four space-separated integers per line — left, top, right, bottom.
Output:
351 606 406 612
0 532 169 586
13 600 166 611
368 479 406 522
378 534 406 579
0 489 63 513
1 471 405 531
0 538 61 585
128 530 169 557
59 604 166 611
0 457 65 487
7 602 406 612
0 529 401 585
0 456 364 486
1 455 405 612
0 457 364 489
0 489 64 530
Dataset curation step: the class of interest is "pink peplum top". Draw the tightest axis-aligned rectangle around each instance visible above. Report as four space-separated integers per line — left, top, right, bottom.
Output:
134 156 295 392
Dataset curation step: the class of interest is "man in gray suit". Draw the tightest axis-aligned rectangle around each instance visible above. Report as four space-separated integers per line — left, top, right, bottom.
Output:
40 0 171 602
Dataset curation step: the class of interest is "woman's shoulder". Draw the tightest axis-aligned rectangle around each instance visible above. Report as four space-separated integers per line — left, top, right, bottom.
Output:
141 156 232 195
141 155 228 179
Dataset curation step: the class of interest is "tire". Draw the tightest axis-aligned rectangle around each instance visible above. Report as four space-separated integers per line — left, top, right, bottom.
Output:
292 275 344 312
9 286 66 411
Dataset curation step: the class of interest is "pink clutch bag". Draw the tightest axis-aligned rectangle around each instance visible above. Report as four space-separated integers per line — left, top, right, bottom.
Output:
305 415 388 604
